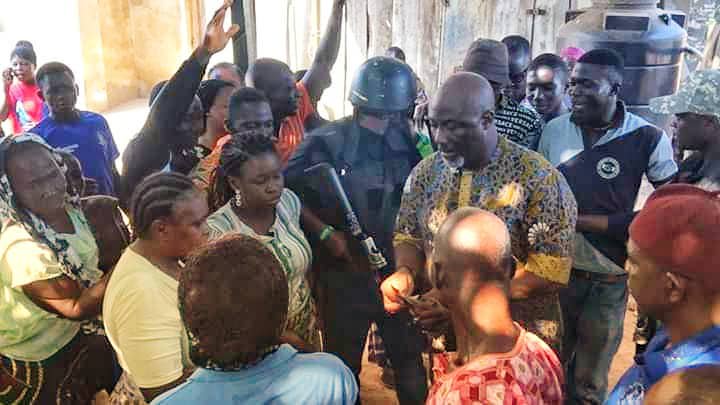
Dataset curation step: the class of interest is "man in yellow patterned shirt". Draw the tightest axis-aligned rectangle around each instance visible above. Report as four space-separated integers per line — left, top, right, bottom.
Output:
380 72 577 353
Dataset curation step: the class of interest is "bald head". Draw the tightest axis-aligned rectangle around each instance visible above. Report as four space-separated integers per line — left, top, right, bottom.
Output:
245 58 299 120
433 207 514 289
644 365 720 405
246 58 291 88
432 72 496 118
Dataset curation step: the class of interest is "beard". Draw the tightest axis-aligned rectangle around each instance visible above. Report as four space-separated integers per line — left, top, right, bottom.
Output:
441 154 465 170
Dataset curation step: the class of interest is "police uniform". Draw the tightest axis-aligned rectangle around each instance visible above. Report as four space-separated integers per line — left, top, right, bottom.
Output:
285 57 428 405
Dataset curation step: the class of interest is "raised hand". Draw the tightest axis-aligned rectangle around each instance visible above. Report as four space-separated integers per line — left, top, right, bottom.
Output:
202 0 241 55
2 68 12 90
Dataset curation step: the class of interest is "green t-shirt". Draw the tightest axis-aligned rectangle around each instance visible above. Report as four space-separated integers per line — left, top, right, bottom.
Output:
0 208 101 361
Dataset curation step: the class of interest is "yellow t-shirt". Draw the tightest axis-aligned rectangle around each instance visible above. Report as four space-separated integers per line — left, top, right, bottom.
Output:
103 247 191 389
0 209 102 361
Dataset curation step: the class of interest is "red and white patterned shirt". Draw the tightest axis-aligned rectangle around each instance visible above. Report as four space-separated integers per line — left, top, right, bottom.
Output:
427 325 563 405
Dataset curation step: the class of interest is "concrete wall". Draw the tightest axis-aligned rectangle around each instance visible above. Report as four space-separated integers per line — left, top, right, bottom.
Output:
0 0 87 107
0 0 197 113
0 0 714 119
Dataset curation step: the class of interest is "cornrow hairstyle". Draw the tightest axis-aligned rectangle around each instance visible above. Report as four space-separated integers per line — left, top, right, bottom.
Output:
11 40 36 65
130 172 197 239
208 132 276 212
36 62 75 87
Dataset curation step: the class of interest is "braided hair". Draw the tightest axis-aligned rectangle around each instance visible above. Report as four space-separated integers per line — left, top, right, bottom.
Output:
130 172 197 239
208 132 277 212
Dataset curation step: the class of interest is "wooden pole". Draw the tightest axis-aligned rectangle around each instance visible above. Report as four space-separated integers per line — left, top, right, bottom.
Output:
231 0 254 73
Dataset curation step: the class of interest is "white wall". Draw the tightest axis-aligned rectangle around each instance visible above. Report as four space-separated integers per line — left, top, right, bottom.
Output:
0 0 86 107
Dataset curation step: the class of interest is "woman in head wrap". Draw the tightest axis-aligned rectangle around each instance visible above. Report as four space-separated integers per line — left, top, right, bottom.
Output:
1 41 45 134
0 134 116 404
207 133 349 352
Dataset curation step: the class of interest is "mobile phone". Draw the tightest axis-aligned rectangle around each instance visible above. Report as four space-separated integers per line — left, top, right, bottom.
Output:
399 294 421 306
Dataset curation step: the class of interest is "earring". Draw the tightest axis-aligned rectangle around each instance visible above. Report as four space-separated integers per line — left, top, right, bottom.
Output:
234 190 243 208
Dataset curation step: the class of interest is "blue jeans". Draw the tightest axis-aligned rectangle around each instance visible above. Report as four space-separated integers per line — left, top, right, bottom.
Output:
560 271 628 405
319 270 428 405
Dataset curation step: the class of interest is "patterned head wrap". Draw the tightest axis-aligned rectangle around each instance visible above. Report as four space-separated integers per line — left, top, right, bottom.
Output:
0 133 93 286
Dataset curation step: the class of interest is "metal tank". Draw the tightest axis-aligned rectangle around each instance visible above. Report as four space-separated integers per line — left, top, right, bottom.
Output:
557 0 690 128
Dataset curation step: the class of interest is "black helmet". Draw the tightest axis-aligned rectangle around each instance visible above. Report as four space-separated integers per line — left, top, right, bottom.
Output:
349 56 417 112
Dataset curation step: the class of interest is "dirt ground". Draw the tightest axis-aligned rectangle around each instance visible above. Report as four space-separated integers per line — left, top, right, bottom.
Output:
359 300 639 404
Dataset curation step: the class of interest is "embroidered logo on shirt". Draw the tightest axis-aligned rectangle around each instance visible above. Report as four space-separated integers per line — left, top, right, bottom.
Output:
597 157 621 180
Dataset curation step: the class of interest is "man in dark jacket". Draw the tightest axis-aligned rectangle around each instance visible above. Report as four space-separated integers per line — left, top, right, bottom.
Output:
285 56 426 405
120 2 239 207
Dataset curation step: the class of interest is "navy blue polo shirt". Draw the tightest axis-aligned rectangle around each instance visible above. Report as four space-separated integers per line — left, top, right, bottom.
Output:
538 104 677 273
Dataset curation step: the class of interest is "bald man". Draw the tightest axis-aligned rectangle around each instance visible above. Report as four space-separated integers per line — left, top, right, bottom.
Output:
643 365 720 405
245 0 345 163
381 72 577 353
425 208 563 404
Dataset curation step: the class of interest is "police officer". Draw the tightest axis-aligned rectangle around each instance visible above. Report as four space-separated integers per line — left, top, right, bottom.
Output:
285 57 427 404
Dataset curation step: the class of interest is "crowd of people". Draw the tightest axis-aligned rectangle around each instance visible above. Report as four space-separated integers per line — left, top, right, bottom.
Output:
0 0 719 404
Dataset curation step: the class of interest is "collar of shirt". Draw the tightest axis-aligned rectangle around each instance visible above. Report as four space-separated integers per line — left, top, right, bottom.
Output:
569 101 638 148
637 325 720 385
188 344 299 382
541 102 658 167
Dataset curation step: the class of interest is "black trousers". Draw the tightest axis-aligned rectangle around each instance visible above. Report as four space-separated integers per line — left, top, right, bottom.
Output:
319 270 428 405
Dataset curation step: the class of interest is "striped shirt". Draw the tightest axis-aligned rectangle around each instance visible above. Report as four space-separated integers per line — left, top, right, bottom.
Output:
206 189 317 345
495 95 543 151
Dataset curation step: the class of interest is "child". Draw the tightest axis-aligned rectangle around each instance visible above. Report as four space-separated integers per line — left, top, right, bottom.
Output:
1 41 45 134
31 62 120 196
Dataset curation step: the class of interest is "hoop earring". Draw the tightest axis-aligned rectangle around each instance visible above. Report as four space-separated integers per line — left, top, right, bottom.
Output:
234 190 243 208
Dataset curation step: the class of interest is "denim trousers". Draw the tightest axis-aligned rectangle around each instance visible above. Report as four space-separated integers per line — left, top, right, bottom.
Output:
560 271 629 405
319 270 428 405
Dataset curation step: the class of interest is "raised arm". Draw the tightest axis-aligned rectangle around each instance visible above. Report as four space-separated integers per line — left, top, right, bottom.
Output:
0 69 13 122
302 0 346 101
142 1 240 145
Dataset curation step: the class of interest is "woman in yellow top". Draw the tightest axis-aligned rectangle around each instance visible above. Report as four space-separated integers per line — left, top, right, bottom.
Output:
0 134 116 405
103 172 210 404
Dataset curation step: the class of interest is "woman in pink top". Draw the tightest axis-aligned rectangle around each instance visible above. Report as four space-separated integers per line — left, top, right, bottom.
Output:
1 41 44 134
